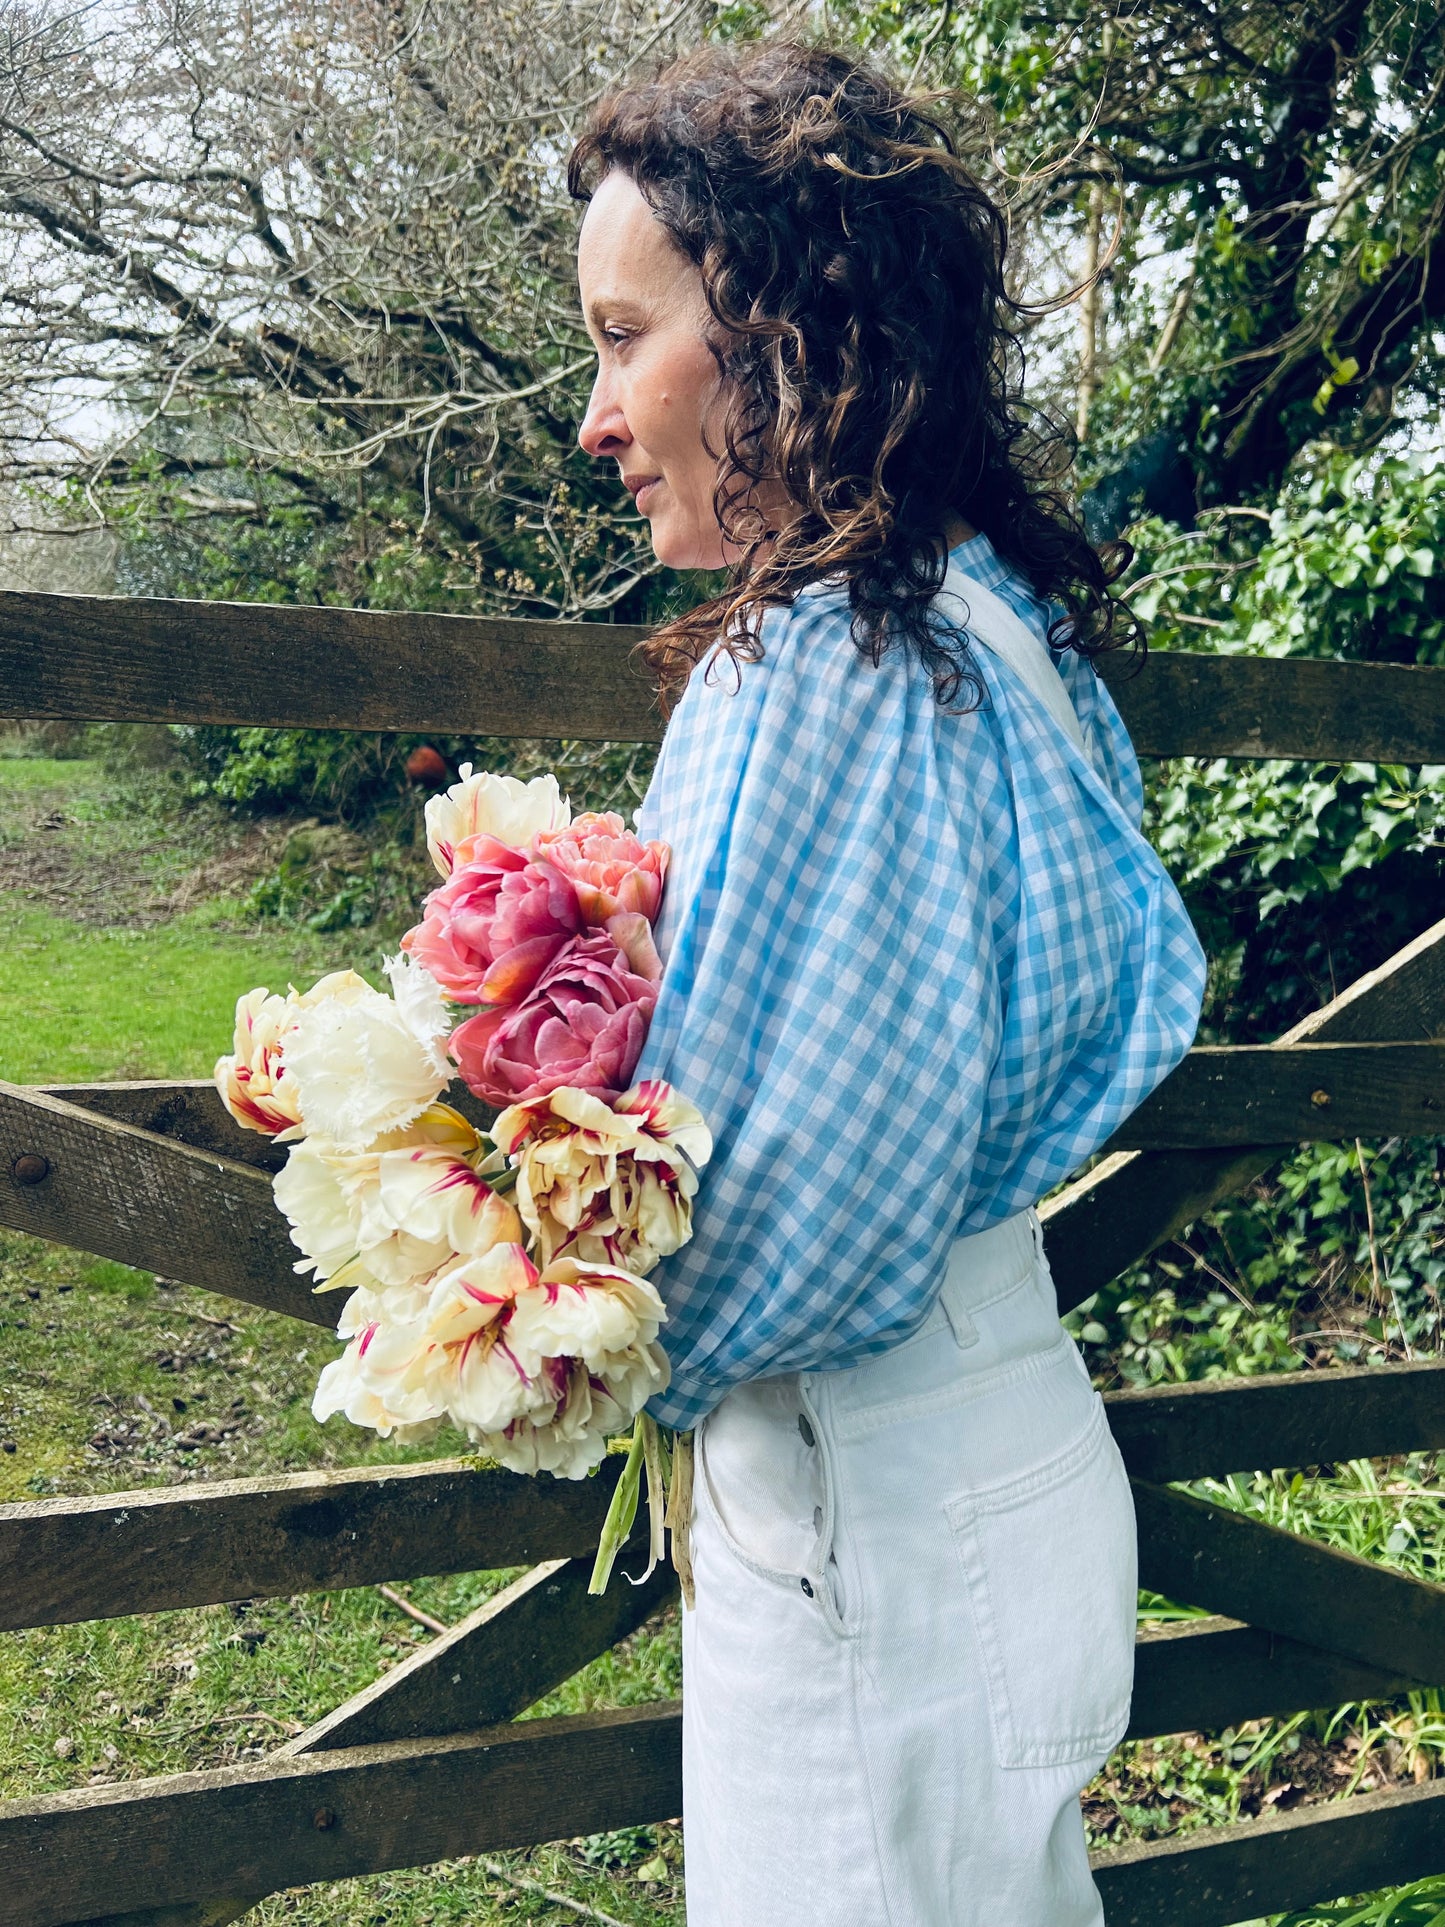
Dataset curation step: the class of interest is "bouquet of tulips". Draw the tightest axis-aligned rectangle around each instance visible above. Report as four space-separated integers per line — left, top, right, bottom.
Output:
214 766 710 1593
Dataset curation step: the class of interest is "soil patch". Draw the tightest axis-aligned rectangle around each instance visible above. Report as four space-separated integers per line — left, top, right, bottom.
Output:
0 770 298 928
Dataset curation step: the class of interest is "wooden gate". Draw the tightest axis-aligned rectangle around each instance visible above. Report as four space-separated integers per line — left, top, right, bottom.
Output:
3 589 1445 1927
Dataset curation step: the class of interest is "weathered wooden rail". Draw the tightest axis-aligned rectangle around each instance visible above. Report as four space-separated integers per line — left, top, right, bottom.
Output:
4 587 1445 1927
7 585 1445 760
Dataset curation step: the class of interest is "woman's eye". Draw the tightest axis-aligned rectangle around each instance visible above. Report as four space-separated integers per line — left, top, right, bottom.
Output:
604 327 633 347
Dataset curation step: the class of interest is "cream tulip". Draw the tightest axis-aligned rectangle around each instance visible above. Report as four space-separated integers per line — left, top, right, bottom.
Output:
424 764 570 879
281 957 453 1152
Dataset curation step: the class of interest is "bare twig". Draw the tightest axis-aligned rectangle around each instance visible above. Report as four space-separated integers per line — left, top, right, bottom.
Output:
907 0 954 86
1148 262 1197 374
1076 175 1105 441
376 1584 450 1636
1356 1138 1413 1361
479 1860 633 1927
0 0 703 616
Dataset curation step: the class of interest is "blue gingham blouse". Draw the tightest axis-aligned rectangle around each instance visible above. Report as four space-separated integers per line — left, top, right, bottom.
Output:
634 532 1205 1429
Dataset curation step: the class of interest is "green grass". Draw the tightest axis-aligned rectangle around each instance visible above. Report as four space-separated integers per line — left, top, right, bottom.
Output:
3 749 1444 1926
0 1221 685 1920
0 896 376 1083
0 754 108 793
1093 1457 1445 1870
0 754 377 1082
1274 1881 1445 1924
0 752 685 1923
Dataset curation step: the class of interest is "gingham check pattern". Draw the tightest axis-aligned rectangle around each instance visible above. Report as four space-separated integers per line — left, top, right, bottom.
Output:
634 533 1205 1429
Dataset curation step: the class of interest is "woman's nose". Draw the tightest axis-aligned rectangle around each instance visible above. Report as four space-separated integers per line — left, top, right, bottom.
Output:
579 372 630 459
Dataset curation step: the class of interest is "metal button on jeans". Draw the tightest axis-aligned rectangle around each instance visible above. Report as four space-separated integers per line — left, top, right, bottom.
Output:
798 1413 816 1447
800 1577 814 1598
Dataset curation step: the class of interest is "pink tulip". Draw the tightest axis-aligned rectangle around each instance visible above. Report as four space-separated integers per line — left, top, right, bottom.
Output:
401 834 581 1006
534 812 669 926
449 926 662 1106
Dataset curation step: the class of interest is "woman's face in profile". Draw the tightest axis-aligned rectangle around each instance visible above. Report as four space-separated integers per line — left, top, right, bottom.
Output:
577 169 731 571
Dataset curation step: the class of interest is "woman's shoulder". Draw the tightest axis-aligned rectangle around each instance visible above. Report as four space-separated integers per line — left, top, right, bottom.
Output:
942 532 1052 643
783 534 1053 675
681 579 875 712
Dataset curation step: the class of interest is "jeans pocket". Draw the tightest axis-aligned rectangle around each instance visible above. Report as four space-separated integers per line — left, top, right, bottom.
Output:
695 1378 827 1584
945 1399 1137 1769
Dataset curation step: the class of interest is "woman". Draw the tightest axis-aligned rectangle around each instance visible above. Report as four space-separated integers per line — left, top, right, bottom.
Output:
570 40 1204 1927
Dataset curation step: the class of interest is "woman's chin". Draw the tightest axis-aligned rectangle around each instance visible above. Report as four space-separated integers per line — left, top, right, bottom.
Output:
650 519 727 572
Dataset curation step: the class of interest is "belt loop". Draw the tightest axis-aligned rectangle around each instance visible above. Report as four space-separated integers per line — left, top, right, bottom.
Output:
939 1275 980 1351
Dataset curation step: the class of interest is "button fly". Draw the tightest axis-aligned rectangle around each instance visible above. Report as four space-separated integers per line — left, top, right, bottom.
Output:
800 1577 814 1598
798 1413 816 1447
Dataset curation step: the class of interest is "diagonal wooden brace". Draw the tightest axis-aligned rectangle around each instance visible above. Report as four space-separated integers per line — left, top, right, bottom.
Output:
286 1557 678 1752
1044 912 1445 1309
1128 1615 1416 1742
1134 1479 1445 1685
66 1559 678 1927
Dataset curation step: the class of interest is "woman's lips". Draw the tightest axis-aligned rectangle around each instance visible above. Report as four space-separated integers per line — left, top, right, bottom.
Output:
633 478 661 513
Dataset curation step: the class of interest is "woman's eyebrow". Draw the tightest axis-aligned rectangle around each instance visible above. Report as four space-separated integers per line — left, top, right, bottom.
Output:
585 295 645 331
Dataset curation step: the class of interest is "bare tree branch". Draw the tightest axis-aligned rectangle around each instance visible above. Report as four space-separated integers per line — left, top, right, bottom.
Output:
0 0 706 615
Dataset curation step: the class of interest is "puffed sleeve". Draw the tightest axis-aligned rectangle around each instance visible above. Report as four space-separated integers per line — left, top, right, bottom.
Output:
633 587 1203 1429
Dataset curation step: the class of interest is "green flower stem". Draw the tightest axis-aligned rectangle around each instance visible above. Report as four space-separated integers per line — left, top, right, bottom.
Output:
589 1416 647 1594
642 1416 671 1576
588 1415 674 1594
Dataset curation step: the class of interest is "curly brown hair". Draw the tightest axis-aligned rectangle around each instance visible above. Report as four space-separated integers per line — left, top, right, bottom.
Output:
568 39 1135 706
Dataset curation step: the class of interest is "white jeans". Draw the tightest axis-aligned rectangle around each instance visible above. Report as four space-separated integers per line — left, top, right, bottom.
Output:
681 1209 1137 1926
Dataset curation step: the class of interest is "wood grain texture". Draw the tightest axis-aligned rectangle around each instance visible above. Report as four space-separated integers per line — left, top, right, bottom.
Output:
14 600 1445 1927
9 1671 1436 1927
39 1082 494 1177
1043 914 1445 1310
286 1557 677 1752
0 1458 634 1631
0 591 659 741
9 1362 1442 1632
73 1906 245 1927
45 1035 1445 1182
1134 1480 1445 1682
1097 648 1445 764
1103 1040 1445 1148
1092 1776 1445 1927
16 912 1445 1340
1128 1616 1419 1741
1045 1144 1287 1314
0 1705 683 1927
18 1572 1423 1921
40 1084 290 1174
1108 1360 1445 1483
6 588 1445 761
0 1082 328 1327
72 1563 679 1927
29 1614 1424 1927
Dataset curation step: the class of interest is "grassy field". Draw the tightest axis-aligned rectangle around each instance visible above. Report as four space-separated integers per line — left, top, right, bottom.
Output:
0 755 393 1083
2 750 1444 1927
0 755 685 1925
